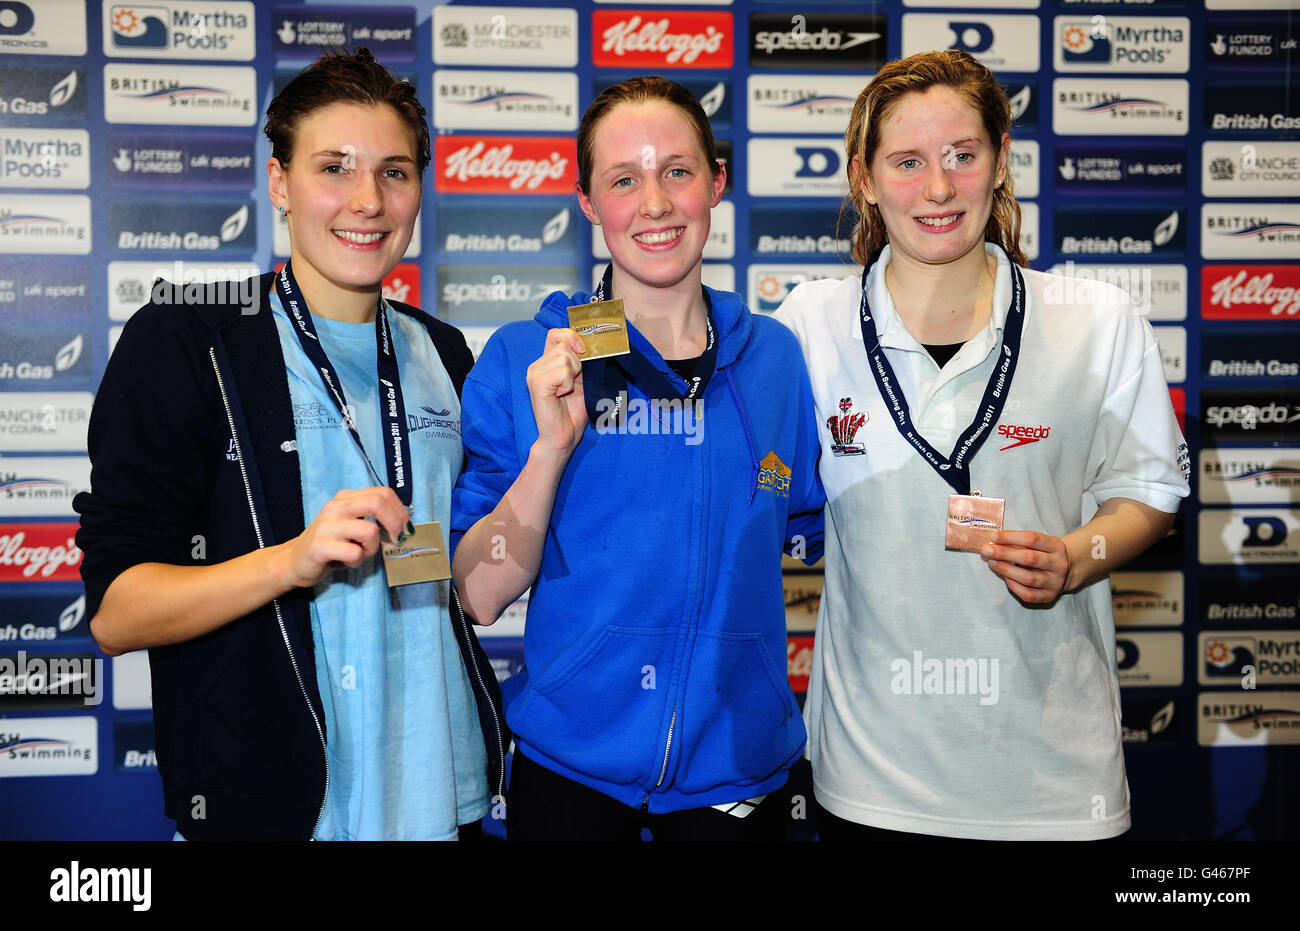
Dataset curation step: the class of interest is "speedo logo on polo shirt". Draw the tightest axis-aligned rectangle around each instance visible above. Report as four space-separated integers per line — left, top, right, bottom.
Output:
998 422 1052 450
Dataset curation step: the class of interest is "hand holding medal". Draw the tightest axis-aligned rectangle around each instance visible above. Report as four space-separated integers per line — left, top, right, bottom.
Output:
526 327 590 459
979 530 1072 605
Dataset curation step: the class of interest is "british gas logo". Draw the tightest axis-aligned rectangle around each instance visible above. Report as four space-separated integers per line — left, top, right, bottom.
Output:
758 451 791 497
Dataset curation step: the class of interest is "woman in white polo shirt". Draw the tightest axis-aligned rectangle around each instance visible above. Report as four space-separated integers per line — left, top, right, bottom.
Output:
775 50 1190 840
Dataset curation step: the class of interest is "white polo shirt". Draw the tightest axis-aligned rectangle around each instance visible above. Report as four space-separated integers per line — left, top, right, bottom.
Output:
776 244 1189 840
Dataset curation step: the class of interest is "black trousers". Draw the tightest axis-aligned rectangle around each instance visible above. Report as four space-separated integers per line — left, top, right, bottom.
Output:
506 750 787 841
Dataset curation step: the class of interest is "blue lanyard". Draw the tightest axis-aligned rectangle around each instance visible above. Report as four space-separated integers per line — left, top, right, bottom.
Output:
859 253 1026 497
278 261 413 509
581 264 718 425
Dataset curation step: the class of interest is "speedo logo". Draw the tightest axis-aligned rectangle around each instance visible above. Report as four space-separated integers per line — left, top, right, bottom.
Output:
1205 403 1299 429
998 423 1051 450
753 27 877 54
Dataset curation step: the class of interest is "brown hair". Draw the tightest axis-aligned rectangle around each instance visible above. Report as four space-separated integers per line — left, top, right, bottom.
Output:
264 47 431 177
842 50 1025 267
576 75 721 195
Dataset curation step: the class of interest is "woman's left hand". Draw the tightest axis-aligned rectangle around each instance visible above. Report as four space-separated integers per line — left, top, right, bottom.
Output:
980 531 1071 605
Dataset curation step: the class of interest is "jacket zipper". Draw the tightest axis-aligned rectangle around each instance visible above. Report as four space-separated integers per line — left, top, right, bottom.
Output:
210 347 329 838
641 381 713 811
641 708 676 811
450 584 506 801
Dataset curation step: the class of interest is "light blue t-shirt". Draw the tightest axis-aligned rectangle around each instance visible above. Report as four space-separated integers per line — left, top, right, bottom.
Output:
270 291 487 841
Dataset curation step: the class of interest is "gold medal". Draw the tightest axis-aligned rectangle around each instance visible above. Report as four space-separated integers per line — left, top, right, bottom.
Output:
381 520 452 586
568 298 631 361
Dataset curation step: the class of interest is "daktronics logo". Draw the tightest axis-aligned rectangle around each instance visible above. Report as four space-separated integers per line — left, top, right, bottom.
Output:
593 10 732 68
1202 266 1300 319
435 137 575 194
749 13 885 70
997 423 1051 450
902 14 1040 72
0 523 82 581
1198 509 1300 566
0 0 87 56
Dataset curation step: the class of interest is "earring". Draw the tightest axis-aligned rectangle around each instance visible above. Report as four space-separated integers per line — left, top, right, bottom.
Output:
278 205 287 214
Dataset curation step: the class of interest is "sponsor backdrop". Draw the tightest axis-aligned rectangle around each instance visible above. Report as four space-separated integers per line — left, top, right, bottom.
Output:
0 0 1295 841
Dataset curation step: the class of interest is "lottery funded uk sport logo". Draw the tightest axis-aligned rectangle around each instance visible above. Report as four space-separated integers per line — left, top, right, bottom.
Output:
826 397 865 457
273 4 415 62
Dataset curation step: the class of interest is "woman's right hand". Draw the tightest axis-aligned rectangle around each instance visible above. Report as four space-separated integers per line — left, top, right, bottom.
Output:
276 486 411 589
526 327 589 459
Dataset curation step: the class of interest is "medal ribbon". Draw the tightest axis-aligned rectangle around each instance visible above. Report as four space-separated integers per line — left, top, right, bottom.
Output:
278 260 413 509
581 265 718 425
859 254 1026 497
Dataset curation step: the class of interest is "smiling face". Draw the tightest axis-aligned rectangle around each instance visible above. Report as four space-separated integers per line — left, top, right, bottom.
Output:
576 100 726 301
267 101 420 307
861 85 1008 270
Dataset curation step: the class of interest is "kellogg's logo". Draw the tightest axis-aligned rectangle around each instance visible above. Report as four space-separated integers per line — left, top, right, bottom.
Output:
593 10 732 69
435 136 575 194
1202 265 1300 319
787 636 814 693
0 523 82 581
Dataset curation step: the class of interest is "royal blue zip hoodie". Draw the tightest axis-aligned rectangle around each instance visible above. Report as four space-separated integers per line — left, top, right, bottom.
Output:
452 285 825 812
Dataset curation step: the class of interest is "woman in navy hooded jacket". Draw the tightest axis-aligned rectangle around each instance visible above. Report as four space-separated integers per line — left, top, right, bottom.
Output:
452 76 826 841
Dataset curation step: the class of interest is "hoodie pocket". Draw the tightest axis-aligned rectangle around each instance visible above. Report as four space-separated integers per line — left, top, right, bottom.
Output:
672 631 805 797
513 625 675 787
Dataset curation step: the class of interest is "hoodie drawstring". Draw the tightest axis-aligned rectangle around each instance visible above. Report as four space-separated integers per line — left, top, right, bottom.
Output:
724 368 761 505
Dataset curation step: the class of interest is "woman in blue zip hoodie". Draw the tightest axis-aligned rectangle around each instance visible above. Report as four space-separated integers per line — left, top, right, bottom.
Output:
452 76 826 841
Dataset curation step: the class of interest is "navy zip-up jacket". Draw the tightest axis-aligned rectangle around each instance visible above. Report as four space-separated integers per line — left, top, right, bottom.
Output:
74 273 507 840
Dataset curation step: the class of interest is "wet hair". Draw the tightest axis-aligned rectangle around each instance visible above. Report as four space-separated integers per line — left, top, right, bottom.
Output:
576 75 721 195
264 47 430 177
841 49 1025 267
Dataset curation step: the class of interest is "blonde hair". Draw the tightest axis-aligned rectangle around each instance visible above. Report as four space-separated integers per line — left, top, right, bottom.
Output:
841 50 1026 267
